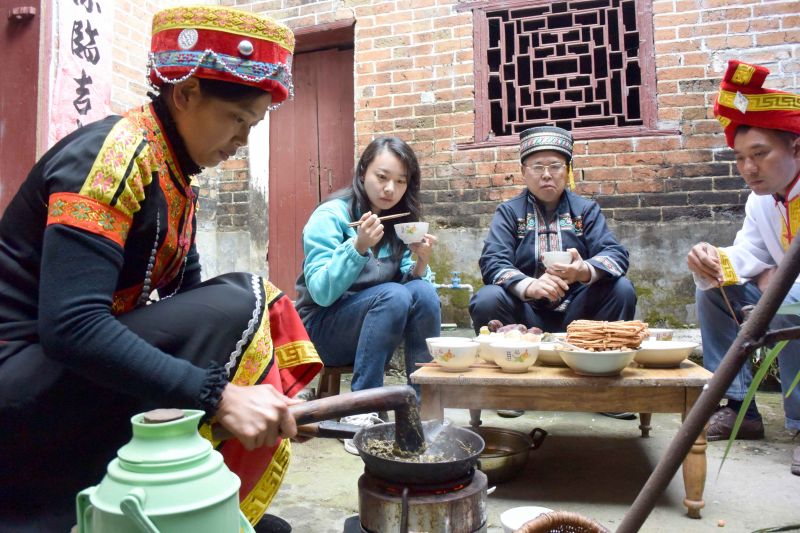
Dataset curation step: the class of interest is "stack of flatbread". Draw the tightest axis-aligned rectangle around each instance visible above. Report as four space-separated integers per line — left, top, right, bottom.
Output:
566 320 649 351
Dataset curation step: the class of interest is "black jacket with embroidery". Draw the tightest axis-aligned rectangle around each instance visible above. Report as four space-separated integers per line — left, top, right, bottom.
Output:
0 102 215 409
479 189 629 308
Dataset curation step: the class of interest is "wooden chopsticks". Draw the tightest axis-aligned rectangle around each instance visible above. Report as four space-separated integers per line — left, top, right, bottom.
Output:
718 283 740 327
415 361 499 369
347 212 411 228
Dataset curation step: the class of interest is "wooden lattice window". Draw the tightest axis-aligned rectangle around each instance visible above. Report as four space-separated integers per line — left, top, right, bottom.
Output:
459 0 666 147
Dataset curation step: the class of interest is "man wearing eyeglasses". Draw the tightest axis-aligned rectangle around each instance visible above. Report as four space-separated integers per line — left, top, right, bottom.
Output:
470 125 636 351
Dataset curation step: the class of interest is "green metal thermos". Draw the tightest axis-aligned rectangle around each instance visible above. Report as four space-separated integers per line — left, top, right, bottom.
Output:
76 409 253 533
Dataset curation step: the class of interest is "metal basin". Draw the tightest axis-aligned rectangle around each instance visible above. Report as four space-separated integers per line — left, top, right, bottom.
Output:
468 426 547 484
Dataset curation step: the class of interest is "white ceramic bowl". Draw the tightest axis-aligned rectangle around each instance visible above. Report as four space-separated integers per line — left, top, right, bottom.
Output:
557 347 638 376
541 250 573 269
537 341 566 366
634 340 698 368
647 328 674 341
425 336 472 355
474 335 497 363
395 222 429 244
489 340 539 373
500 506 554 533
429 340 479 372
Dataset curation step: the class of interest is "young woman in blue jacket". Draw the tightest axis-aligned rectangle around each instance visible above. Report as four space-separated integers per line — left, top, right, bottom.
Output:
295 137 440 392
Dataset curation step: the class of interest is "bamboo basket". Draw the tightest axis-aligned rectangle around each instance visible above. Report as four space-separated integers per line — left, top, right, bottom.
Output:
515 511 610 533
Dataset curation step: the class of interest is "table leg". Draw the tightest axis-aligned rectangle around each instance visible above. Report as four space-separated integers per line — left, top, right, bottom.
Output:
420 385 444 420
682 392 707 519
639 413 652 438
469 409 482 428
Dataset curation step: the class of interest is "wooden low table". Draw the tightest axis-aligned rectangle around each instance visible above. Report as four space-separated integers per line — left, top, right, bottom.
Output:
411 361 712 518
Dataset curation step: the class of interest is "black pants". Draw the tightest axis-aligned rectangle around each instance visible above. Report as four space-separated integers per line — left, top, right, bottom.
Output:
469 276 637 334
0 273 262 532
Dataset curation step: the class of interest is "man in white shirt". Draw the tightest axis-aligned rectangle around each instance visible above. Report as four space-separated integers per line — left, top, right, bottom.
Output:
687 59 800 476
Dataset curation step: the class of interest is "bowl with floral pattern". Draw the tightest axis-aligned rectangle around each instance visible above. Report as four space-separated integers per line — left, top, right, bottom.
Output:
395 222 429 244
428 339 479 372
488 340 539 373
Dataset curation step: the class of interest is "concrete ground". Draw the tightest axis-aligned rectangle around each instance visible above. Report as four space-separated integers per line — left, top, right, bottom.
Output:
269 330 800 533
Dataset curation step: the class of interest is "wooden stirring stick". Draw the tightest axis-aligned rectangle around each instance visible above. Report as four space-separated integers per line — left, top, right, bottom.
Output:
718 283 740 327
347 211 411 228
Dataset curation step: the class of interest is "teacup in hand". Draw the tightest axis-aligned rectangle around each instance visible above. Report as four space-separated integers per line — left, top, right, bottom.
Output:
541 250 573 269
395 222 429 244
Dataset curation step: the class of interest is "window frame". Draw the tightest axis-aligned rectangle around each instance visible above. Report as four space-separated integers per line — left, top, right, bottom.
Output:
457 0 675 149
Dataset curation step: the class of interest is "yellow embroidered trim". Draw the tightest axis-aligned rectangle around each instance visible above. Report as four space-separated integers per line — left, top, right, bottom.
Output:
231 292 273 388
717 116 732 127
780 196 800 250
240 439 292 525
717 248 739 286
276 340 320 369
47 192 132 247
263 279 282 304
731 63 756 86
78 120 150 218
152 6 294 52
717 89 800 113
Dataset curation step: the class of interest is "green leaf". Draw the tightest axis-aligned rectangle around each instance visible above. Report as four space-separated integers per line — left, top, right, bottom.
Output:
786 370 800 398
718 340 787 475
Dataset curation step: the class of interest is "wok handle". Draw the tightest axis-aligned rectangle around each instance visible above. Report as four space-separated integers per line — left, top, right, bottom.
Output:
288 385 416 425
529 427 548 450
211 385 417 441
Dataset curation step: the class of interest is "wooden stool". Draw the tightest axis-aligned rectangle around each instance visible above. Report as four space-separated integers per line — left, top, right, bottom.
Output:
315 365 354 398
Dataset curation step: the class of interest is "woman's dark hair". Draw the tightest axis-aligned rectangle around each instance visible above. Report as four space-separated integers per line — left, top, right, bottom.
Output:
329 136 422 259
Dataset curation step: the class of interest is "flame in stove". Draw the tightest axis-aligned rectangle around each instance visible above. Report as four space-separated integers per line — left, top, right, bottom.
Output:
382 482 467 496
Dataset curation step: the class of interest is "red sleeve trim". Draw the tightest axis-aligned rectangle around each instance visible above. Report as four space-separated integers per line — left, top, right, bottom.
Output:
46 192 132 247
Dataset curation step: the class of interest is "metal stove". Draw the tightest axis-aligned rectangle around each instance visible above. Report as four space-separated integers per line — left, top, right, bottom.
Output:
357 468 487 533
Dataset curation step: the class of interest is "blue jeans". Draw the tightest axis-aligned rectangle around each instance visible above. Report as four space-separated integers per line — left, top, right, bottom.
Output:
304 280 440 391
469 277 637 334
696 282 800 431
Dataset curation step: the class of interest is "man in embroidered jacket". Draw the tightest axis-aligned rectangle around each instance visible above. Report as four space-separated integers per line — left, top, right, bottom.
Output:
470 126 637 334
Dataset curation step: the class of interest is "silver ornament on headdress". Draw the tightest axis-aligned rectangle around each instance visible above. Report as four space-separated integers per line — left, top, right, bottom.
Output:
177 29 198 50
238 40 254 56
146 49 295 111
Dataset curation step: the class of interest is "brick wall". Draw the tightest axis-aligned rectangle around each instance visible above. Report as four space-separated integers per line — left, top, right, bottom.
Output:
229 0 798 229
107 0 799 321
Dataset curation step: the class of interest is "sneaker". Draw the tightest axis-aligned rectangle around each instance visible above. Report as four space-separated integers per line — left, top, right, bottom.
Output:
707 406 764 441
497 409 525 418
598 412 637 420
339 412 385 455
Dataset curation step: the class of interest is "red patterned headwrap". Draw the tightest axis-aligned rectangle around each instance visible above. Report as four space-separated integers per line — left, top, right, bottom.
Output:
714 60 800 148
148 6 294 108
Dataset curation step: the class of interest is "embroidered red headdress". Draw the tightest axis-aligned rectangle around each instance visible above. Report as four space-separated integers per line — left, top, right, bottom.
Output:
148 6 294 108
714 60 800 148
